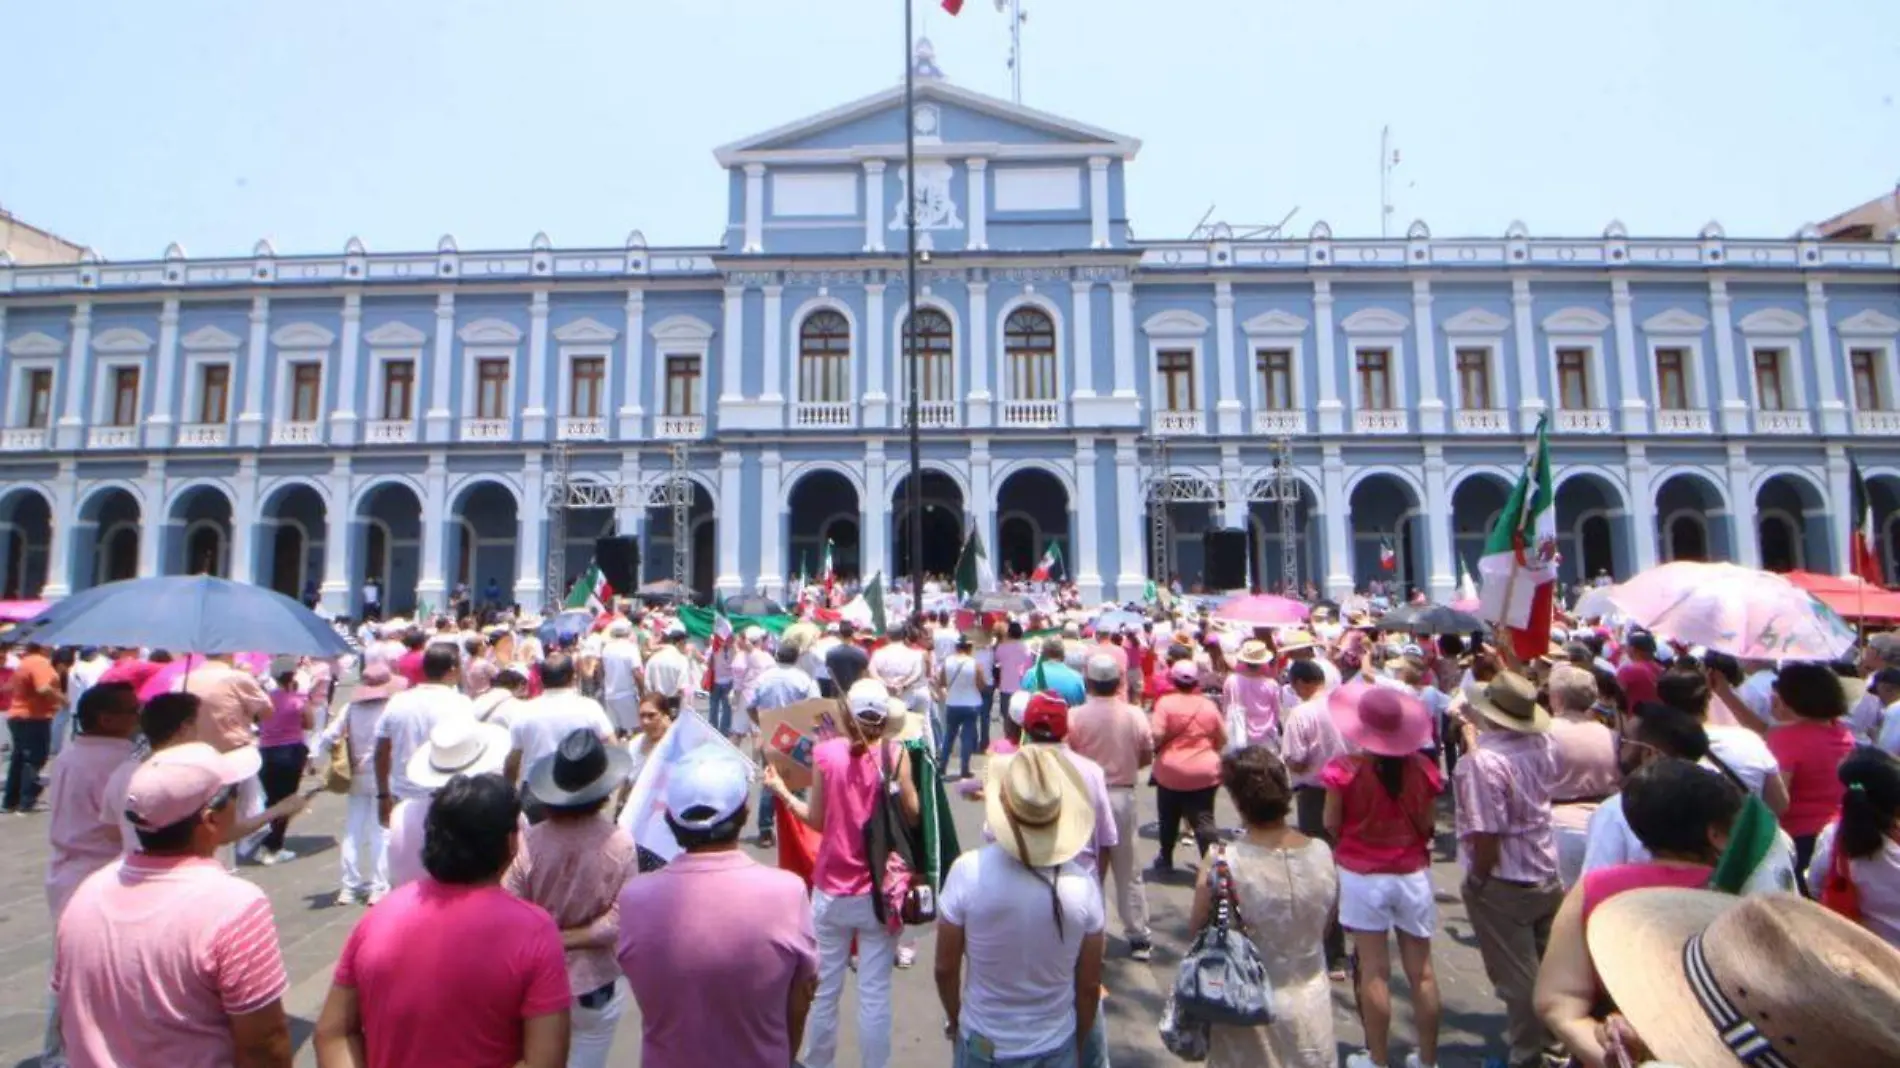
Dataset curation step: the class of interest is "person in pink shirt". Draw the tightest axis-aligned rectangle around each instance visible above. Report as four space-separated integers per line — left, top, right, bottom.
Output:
1150 658 1227 873
256 660 313 866
1223 640 1283 749
1279 658 1351 974
1066 653 1156 959
992 622 1032 709
54 743 292 1068
315 773 571 1068
1544 665 1621 888
1759 662 1857 892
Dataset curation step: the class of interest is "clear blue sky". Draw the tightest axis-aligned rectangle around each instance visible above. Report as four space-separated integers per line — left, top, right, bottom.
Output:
5 0 1896 258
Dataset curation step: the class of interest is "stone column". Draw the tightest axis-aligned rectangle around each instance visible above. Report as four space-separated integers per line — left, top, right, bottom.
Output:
1511 278 1545 433
331 292 362 446
1114 436 1145 598
966 159 988 250
715 449 744 595
864 282 889 426
145 300 182 448
862 161 887 253
1087 157 1111 249
761 284 785 414
229 456 261 585
1070 280 1096 399
1413 279 1446 433
41 461 78 599
862 440 890 581
1422 443 1454 601
742 164 765 253
56 304 94 451
759 449 785 597
1826 444 1853 576
416 454 450 610
1214 282 1241 435
967 281 992 427
1610 277 1647 434
718 283 745 405
522 290 550 441
1625 442 1659 575
515 451 547 608
1322 444 1352 596
426 293 455 443
968 438 994 570
1708 280 1747 434
1110 280 1138 400
236 297 268 447
320 458 353 616
1723 442 1760 568
1073 437 1103 603
616 452 646 571
1219 444 1246 529
1808 280 1847 435
618 290 645 438
1315 280 1343 434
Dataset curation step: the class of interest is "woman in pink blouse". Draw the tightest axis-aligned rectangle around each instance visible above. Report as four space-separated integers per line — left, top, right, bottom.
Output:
1223 640 1283 750
1152 659 1227 873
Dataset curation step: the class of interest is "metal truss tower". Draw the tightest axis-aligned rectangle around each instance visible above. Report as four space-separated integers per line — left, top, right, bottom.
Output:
545 442 571 611
669 442 692 591
1145 435 1172 582
1270 437 1299 593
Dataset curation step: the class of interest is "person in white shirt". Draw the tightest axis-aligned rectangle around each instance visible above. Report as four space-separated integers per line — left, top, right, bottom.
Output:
931 613 960 666
374 647 474 825
599 620 644 737
936 637 991 781
1872 669 1900 756
312 663 408 904
1806 747 1900 949
871 624 934 747
503 653 616 814
748 643 821 849
730 630 775 741
642 627 693 715
1666 665 1791 815
1737 661 1779 723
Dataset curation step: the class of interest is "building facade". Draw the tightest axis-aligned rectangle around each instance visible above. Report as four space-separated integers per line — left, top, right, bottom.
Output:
5 68 1900 616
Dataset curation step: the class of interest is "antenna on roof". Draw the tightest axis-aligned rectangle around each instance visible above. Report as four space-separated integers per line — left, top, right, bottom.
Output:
1189 207 1299 242
1002 0 1027 104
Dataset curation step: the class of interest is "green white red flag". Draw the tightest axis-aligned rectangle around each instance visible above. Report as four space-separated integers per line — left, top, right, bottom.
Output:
1479 415 1557 661
563 562 613 613
1031 540 1063 582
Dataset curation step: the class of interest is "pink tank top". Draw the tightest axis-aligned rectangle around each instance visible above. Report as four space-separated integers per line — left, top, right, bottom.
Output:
810 738 889 898
1580 862 1711 926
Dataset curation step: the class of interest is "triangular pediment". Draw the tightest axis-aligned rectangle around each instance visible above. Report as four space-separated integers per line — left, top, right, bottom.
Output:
180 324 243 352
91 327 156 354
6 331 65 357
1641 308 1710 335
1340 307 1411 334
1241 310 1309 336
270 322 336 348
1542 306 1612 334
1440 307 1510 335
363 321 427 347
714 80 1139 165
1838 309 1900 336
552 317 620 343
456 318 523 345
1738 307 1806 334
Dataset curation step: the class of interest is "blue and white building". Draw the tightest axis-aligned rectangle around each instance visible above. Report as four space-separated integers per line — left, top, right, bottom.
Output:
5 63 1900 616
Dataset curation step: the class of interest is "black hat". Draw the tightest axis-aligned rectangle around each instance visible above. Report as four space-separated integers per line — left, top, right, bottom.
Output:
526 729 634 809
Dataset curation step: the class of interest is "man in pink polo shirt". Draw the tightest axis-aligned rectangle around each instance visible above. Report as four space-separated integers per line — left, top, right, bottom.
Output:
618 749 818 1067
53 742 292 1068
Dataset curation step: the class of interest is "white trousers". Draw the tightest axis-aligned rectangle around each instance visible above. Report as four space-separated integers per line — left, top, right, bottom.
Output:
221 773 267 869
1106 787 1152 942
567 979 626 1068
804 890 898 1068
340 791 389 894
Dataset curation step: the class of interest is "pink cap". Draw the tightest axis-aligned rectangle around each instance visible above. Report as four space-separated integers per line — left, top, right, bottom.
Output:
1169 659 1201 685
124 742 262 830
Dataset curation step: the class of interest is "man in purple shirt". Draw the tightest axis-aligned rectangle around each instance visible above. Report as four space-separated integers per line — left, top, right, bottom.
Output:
616 750 818 1067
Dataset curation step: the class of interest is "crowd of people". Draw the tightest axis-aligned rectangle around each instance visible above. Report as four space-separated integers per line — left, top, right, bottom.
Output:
12 577 1900 1067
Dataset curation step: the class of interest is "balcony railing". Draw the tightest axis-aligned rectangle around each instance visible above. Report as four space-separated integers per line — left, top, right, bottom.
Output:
1554 408 1613 434
794 402 854 428
557 416 606 441
1253 409 1308 435
269 421 322 446
1453 409 1510 433
1853 410 1900 436
901 401 958 429
1756 410 1811 435
365 419 415 444
1152 409 1205 436
1656 409 1712 434
87 425 139 449
1000 399 1062 428
656 414 705 440
2 427 48 452
461 417 513 441
1353 409 1407 434
177 423 230 448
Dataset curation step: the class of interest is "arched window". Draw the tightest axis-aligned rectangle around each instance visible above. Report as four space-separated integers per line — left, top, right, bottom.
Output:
798 311 851 403
902 309 954 402
1004 307 1057 401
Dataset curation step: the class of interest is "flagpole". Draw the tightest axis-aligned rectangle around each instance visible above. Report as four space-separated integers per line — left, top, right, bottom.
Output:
904 0 925 623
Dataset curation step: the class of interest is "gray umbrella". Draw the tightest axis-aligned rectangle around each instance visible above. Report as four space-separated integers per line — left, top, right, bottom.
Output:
1377 603 1487 636
971 591 1035 614
19 575 351 656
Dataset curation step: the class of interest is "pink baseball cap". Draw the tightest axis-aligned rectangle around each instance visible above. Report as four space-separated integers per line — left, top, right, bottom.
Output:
124 742 262 830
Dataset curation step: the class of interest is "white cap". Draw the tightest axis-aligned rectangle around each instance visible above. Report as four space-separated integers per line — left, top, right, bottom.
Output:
664 750 753 830
744 626 766 643
1007 688 1034 726
608 619 633 637
847 678 903 723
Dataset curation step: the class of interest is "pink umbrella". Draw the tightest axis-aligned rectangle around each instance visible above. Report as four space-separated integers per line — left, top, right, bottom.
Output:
1213 594 1311 627
137 652 272 702
0 599 47 622
1609 561 1856 661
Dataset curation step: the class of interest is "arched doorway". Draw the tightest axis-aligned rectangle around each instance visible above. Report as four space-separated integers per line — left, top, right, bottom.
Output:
449 481 519 604
0 488 53 599
77 487 141 590
890 469 964 581
1245 478 1320 594
1449 474 1512 592
355 481 424 615
1655 472 1730 563
1556 472 1629 584
261 483 326 598
646 480 715 598
1349 472 1423 595
167 485 234 577
787 470 862 583
995 467 1071 582
1755 474 1828 574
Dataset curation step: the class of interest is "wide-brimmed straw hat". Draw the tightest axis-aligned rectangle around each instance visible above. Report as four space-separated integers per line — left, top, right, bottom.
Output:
985 746 1096 868
1276 629 1321 653
406 717 511 790
352 662 407 702
1236 639 1273 667
526 728 634 808
1328 681 1432 756
1463 670 1551 734
1589 889 1900 1067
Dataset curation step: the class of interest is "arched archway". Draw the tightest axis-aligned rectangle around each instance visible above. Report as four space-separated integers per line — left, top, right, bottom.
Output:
1450 474 1513 590
646 480 715 598
787 470 861 583
77 487 141 590
262 483 326 599
167 485 233 577
1755 473 1828 574
1349 472 1423 594
450 481 519 604
354 480 424 615
1246 478 1320 594
890 469 964 581
995 468 1070 581
1655 472 1731 563
0 487 53 599
1556 472 1630 584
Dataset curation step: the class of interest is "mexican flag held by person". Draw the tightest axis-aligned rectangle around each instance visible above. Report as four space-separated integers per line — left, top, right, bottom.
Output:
1479 414 1558 661
1378 539 1397 572
564 562 613 613
821 538 837 592
1851 455 1885 586
699 606 733 692
1031 540 1063 582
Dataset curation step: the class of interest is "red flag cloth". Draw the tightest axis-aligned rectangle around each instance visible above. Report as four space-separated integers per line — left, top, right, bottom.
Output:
773 794 820 888
942 0 965 12
1851 457 1886 587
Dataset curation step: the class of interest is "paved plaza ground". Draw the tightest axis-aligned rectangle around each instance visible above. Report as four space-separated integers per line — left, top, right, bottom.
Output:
0 728 1511 1067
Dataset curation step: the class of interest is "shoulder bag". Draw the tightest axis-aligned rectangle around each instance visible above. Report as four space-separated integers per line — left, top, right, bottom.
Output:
862 742 936 930
324 722 353 794
1172 845 1276 1027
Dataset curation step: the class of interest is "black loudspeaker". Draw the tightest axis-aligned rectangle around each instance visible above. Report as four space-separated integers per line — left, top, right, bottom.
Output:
594 536 641 593
1203 529 1249 591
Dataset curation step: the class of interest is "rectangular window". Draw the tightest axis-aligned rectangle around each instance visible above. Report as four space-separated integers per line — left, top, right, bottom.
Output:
1455 347 1491 409
111 366 140 427
569 356 604 418
666 355 700 416
1356 349 1392 410
1754 349 1785 411
476 358 510 419
290 363 322 423
1157 349 1196 411
1556 347 1591 409
380 359 413 420
1655 348 1689 410
198 364 230 424
1851 348 1883 411
1255 349 1293 410
26 369 55 429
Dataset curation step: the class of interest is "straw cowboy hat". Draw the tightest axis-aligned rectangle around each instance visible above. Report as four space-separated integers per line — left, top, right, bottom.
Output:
1589 889 1900 1067
1328 681 1433 757
1236 639 1273 668
1463 670 1551 734
406 717 511 790
985 746 1096 868
1275 629 1321 654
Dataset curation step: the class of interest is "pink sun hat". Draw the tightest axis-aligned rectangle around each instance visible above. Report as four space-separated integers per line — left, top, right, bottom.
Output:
1327 680 1432 757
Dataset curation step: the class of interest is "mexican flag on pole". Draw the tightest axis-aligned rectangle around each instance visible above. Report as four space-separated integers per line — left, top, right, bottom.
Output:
1851 455 1886 586
821 539 837 589
1479 415 1558 661
1378 539 1397 572
564 562 613 613
1031 540 1063 582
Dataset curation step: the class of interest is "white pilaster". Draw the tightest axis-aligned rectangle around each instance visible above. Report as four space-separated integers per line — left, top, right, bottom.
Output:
1412 279 1445 433
1314 280 1343 434
41 461 78 599
862 440 890 582
969 438 995 570
1826 444 1854 577
147 300 181 448
742 164 766 253
862 161 887 253
320 458 352 616
1611 277 1647 435
1708 279 1746 434
619 290 645 438
616 452 645 560
1422 443 1454 601
522 290 550 441
1808 280 1847 434
759 449 785 596
715 450 744 595
761 284 785 412
331 292 362 446
137 462 167 580
515 452 547 608
426 293 455 443
56 303 94 450
1511 278 1545 432
966 158 988 251
417 453 449 609
1625 442 1659 575
1070 280 1097 399
1113 437 1146 598
1110 280 1138 399
717 284 745 406
230 457 261 585
1219 444 1246 529
1073 436 1104 603
1214 282 1241 435
863 282 889 426
967 281 992 426
1723 442 1760 568
1087 157 1111 249
1322 444 1351 595
236 296 268 447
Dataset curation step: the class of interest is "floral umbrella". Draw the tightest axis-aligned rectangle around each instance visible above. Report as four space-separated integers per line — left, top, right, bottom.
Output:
1212 594 1311 627
1607 561 1856 661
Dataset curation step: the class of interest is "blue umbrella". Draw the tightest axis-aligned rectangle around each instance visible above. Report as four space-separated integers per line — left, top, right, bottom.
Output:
536 608 597 648
18 575 350 657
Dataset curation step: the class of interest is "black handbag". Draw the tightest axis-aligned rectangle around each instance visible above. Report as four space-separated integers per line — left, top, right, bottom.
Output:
1172 846 1276 1027
862 742 935 928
